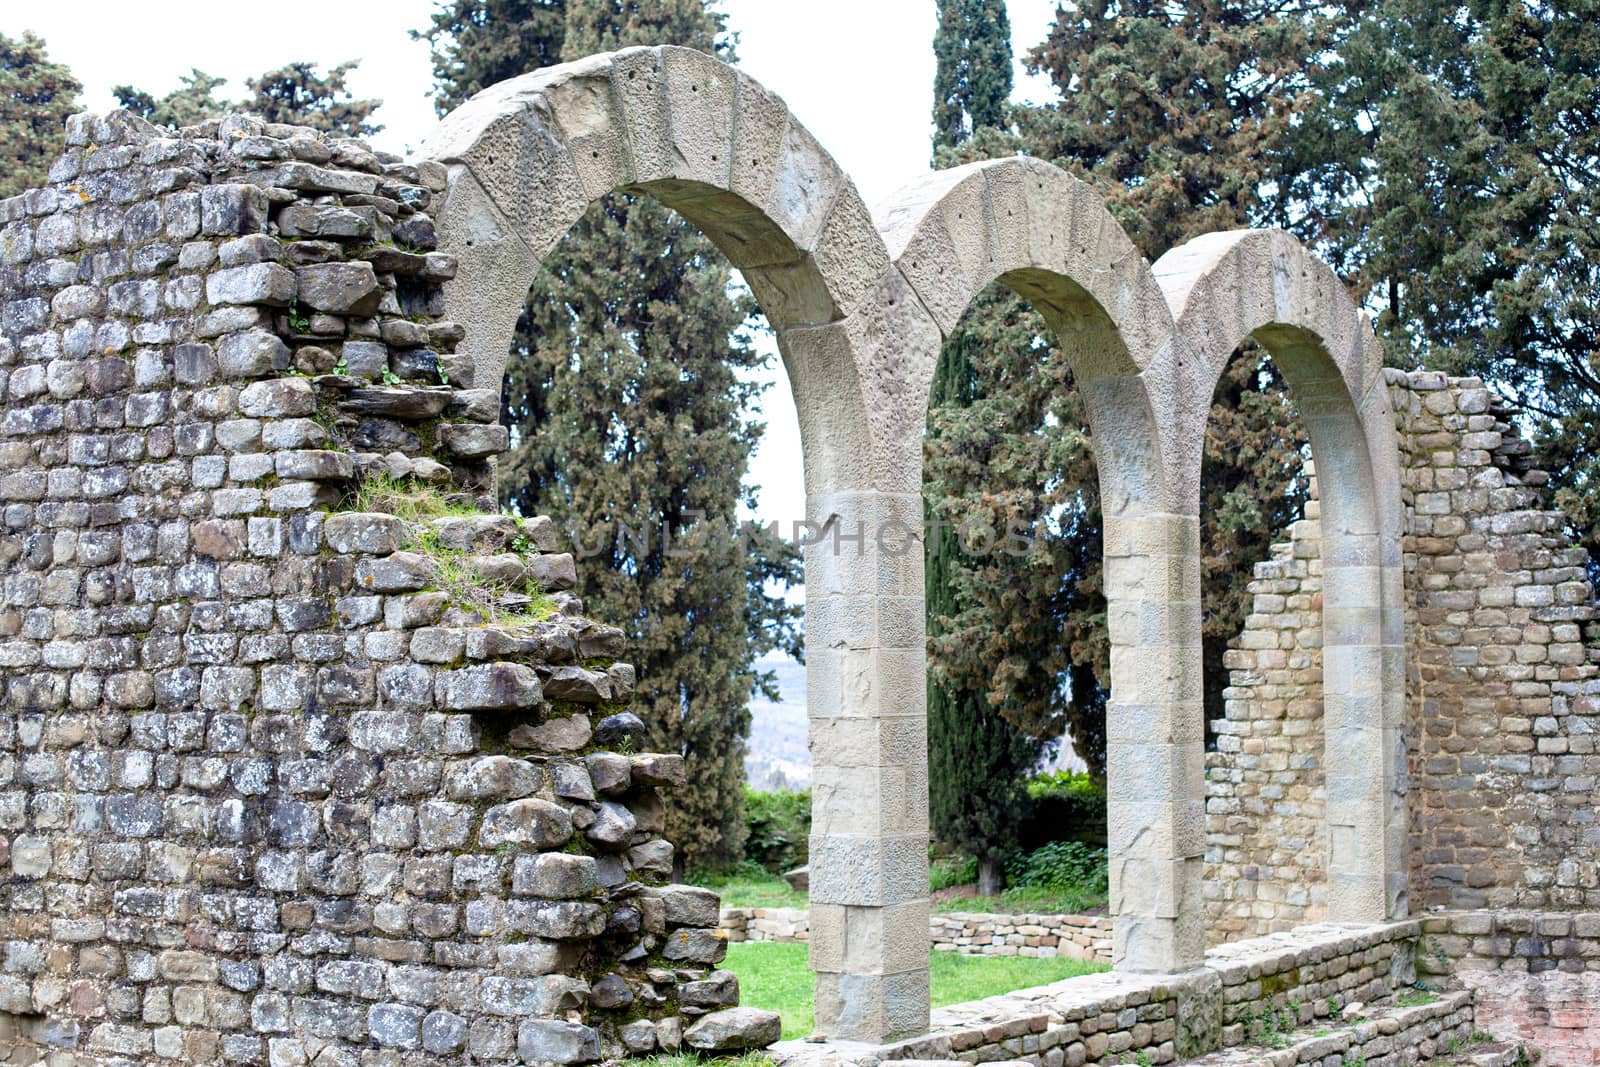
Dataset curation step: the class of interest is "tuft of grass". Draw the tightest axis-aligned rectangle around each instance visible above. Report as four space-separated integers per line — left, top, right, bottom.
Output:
722 942 1108 1042
350 473 478 524
347 473 558 628
627 1055 773 1067
1396 988 1439 1007
690 866 806 910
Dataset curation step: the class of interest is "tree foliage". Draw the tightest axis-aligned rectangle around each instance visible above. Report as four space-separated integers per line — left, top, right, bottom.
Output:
243 62 382 137
1285 0 1600 573
113 70 228 130
931 0 1013 157
114 62 381 139
419 0 800 872
925 0 1048 892
924 0 1318 772
415 0 568 112
0 31 80 199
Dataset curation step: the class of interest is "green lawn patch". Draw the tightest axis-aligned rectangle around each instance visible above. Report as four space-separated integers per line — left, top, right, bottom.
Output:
690 869 808 910
723 942 1109 1041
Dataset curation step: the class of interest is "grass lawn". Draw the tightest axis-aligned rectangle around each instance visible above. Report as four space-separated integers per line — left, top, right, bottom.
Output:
691 869 808 910
724 941 1109 1040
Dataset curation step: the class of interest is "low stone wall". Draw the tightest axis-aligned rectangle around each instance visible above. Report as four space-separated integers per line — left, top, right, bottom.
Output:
929 913 1112 964
1185 992 1479 1067
1420 910 1600 1067
772 920 1423 1067
721 907 810 944
721 908 1114 963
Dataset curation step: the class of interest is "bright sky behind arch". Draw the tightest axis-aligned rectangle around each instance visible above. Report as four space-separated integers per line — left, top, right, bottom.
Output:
4 0 1065 534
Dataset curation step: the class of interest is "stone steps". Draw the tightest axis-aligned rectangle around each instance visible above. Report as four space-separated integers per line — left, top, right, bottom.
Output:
1183 990 1491 1067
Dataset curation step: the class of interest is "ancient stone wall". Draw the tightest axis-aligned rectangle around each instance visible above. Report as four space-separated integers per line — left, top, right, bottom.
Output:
1206 368 1600 942
772 920 1429 1067
720 906 1114 964
0 111 770 1066
1419 910 1600 1067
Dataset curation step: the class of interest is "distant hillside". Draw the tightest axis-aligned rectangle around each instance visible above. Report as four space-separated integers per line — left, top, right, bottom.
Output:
741 651 1087 789
746 651 809 789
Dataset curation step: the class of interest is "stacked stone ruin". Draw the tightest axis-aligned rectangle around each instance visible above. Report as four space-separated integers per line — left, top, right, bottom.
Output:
0 107 776 1065
2 40 1599 1067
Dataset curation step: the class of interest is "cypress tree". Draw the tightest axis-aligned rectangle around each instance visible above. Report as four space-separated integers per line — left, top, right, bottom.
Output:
1286 0 1600 574
417 0 802 872
926 0 1044 895
0 31 80 199
932 0 1013 158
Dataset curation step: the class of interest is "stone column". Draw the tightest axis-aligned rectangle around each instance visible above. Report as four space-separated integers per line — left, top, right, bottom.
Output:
1102 513 1207 973
804 489 931 1043
1320 537 1405 921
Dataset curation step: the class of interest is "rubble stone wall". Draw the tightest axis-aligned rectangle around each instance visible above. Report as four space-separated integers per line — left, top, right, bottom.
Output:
1206 369 1600 941
720 907 1114 964
0 111 764 1067
1419 911 1600 1067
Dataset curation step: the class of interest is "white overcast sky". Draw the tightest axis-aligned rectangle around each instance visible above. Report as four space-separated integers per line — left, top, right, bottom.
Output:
5 0 1064 530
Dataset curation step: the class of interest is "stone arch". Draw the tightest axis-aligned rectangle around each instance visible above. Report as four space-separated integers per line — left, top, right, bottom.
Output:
1153 228 1408 925
423 47 940 1044
876 156 1209 976
422 45 894 496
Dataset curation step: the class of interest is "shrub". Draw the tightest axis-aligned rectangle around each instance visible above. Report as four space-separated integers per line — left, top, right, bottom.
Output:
1005 840 1109 897
930 852 978 892
1019 771 1107 850
743 787 810 874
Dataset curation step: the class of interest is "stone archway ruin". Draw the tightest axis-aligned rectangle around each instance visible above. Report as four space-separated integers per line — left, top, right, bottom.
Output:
4 39 1597 1066
423 46 1410 1044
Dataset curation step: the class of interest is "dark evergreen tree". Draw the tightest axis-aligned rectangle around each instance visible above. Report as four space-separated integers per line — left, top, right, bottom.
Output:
925 0 1047 894
113 70 227 129
925 293 1059 895
1285 0 1600 574
931 0 1013 158
0 31 80 199
243 62 381 137
418 0 802 871
115 62 380 139
415 0 568 111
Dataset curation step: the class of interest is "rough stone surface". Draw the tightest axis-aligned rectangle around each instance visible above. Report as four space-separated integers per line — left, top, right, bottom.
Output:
684 1007 783 1051
0 106 739 1067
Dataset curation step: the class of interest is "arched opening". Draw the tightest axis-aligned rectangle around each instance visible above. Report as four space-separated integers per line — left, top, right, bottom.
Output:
921 275 1112 943
884 157 1207 981
1193 340 1318 940
426 46 937 1045
1157 230 1409 934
